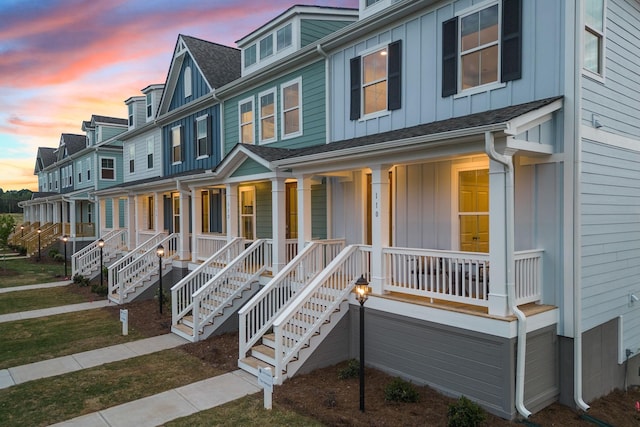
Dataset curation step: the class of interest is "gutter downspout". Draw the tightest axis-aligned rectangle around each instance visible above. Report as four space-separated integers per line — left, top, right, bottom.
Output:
485 131 531 419
573 0 590 412
316 44 330 144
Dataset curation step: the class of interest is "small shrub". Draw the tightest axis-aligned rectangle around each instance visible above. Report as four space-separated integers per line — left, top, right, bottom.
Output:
447 396 486 427
338 359 360 379
48 248 60 258
52 253 64 262
73 273 90 287
91 283 108 297
384 378 419 403
17 246 26 256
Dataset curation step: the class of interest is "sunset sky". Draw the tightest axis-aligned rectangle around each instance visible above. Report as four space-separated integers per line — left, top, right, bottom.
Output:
0 0 357 191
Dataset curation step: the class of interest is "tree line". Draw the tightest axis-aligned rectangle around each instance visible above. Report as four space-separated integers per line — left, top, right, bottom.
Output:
0 189 32 213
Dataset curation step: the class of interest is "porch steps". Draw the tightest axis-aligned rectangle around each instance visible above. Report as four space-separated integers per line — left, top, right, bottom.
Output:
108 261 173 304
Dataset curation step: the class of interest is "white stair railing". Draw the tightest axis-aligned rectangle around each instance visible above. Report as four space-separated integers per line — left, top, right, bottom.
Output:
190 239 270 341
273 245 369 383
239 239 345 360
109 233 176 303
72 230 127 278
172 237 245 327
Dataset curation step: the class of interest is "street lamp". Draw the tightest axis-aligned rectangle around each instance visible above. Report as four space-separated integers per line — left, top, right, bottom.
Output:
98 239 105 288
156 244 165 314
20 225 24 249
354 275 371 412
37 228 42 261
62 235 68 279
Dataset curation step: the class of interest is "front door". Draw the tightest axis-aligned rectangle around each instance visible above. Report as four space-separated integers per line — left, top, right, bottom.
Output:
458 169 489 252
286 182 298 239
239 187 255 240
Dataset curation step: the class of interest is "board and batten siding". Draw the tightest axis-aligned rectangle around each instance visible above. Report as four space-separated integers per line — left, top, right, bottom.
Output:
581 0 640 138
223 60 326 155
169 55 210 111
329 0 564 142
580 137 640 355
123 128 162 182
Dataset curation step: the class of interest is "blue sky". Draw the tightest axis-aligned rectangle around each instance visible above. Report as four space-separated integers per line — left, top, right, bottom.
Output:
0 0 357 190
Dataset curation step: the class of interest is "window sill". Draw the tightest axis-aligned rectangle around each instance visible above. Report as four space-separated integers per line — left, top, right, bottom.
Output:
358 110 390 122
259 138 277 145
171 162 182 166
281 131 302 140
582 69 605 85
453 81 506 99
196 155 210 160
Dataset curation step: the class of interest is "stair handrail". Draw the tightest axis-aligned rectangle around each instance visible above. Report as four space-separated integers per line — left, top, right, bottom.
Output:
191 239 269 341
273 245 368 383
238 239 345 360
171 237 245 326
73 230 128 277
107 232 166 276
24 222 57 255
109 233 176 303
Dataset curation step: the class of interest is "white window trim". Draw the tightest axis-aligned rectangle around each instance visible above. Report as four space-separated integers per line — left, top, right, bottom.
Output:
196 114 210 159
129 145 135 174
258 88 277 144
359 43 390 120
146 93 153 119
171 125 182 165
239 186 256 240
276 23 293 52
100 156 116 181
582 0 606 82
146 137 154 169
450 158 489 251
244 44 257 68
456 0 502 95
259 34 274 60
184 65 193 98
280 77 303 140
238 96 255 144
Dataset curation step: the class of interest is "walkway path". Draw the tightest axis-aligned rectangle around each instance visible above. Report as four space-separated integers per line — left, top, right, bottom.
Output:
0 279 72 294
0 300 111 323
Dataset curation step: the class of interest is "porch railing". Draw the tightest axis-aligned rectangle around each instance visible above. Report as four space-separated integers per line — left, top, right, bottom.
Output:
383 247 542 307
195 234 230 261
239 239 345 361
63 222 96 237
172 237 245 325
72 229 126 277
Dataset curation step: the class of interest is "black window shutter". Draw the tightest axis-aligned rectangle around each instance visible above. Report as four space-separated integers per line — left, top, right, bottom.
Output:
387 40 402 111
180 126 185 161
501 0 522 82
164 196 171 232
193 120 198 155
206 115 212 156
442 17 458 97
350 56 361 120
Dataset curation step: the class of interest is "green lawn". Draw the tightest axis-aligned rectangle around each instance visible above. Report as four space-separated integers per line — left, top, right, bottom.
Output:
0 348 227 427
0 309 144 369
0 285 97 315
0 257 66 287
165 394 323 427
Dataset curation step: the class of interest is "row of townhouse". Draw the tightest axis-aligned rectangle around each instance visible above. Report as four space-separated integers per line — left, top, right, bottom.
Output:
16 0 640 420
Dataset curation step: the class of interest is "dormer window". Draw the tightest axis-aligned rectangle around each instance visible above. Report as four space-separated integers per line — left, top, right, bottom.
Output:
146 93 153 118
260 35 273 60
245 45 257 67
277 24 292 51
128 104 134 126
184 65 193 98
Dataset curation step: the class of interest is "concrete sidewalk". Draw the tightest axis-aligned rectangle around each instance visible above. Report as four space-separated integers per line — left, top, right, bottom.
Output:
0 333 188 389
50 370 261 427
0 279 72 294
0 299 111 323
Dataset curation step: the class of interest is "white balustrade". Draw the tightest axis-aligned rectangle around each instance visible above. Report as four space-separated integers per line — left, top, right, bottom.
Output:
196 234 230 261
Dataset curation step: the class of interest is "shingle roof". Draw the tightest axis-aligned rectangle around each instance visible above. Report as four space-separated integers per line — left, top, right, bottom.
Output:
240 143 296 162
91 115 128 126
61 133 87 156
181 35 241 89
38 147 57 167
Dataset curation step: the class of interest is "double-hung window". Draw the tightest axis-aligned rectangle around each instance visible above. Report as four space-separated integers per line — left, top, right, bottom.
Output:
442 0 521 97
281 78 302 138
239 98 254 144
128 104 134 127
350 41 402 120
259 89 276 143
101 158 115 180
245 44 257 67
146 93 153 118
260 35 273 60
584 0 605 76
277 24 292 51
171 125 183 164
129 145 135 173
196 115 210 157
147 137 154 169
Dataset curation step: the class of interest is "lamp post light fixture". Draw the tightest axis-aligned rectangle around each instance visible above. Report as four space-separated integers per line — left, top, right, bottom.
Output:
37 228 42 261
98 239 105 289
62 235 69 279
156 244 165 314
354 275 371 412
20 225 24 238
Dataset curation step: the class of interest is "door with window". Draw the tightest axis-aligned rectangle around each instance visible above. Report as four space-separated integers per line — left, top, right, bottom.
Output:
286 182 298 239
172 193 180 233
458 169 489 252
239 187 255 240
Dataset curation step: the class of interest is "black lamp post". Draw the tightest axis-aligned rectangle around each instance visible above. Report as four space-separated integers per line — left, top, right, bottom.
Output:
156 244 165 314
62 235 68 279
354 275 371 412
37 228 42 261
98 238 105 288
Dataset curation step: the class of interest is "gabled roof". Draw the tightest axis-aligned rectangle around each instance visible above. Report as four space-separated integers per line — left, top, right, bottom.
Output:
60 133 86 156
34 147 56 174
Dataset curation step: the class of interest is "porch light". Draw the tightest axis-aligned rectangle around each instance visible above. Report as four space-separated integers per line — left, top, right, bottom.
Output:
354 274 370 412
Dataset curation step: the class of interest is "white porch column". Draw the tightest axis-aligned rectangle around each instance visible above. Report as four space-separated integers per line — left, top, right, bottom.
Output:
154 192 164 235
127 194 136 249
226 183 238 239
61 200 68 234
271 178 287 274
191 188 202 262
39 203 46 224
488 159 509 316
99 198 107 232
296 174 312 251
370 165 390 295
179 189 190 260
69 200 77 254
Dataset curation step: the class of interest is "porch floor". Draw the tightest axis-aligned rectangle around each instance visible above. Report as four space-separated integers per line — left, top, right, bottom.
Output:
379 291 556 321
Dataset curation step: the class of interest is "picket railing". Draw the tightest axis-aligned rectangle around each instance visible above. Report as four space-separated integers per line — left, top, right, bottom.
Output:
195 234 230 261
172 237 245 325
72 229 127 277
514 250 543 304
239 239 345 360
